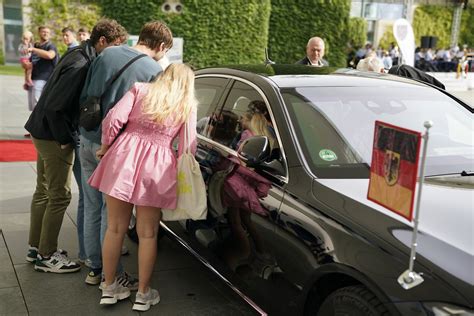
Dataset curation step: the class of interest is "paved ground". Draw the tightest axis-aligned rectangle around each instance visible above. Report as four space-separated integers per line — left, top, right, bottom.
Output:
0 75 257 315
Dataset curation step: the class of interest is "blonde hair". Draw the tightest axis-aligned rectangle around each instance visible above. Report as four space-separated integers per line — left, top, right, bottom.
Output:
142 63 197 125
249 113 274 148
357 56 385 73
23 31 33 41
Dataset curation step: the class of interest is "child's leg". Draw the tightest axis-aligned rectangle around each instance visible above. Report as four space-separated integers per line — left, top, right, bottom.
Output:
26 68 33 86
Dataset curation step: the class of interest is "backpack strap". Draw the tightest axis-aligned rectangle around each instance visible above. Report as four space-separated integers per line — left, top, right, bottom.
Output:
100 54 147 99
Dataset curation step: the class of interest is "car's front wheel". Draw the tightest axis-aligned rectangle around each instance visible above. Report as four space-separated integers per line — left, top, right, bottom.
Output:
316 285 389 316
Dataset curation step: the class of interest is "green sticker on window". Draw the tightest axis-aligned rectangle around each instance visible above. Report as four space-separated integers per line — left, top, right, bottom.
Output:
319 149 337 161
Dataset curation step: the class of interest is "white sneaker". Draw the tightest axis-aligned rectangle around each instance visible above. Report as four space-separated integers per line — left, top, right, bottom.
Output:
100 280 131 305
34 251 80 273
132 288 160 311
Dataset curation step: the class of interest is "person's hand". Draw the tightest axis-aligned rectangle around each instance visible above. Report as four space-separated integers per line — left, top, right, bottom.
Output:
60 143 71 150
96 145 109 160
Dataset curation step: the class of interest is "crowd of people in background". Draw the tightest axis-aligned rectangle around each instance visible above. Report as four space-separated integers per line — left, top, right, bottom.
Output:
347 41 474 76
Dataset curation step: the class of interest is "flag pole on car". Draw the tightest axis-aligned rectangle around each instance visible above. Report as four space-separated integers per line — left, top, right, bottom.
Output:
397 121 433 290
367 120 433 290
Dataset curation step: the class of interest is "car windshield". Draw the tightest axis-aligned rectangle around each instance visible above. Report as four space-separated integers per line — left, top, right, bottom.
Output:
282 86 473 178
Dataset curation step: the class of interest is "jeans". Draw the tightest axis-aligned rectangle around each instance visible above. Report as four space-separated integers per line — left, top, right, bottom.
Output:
27 80 46 111
73 144 86 261
80 136 123 272
29 138 74 256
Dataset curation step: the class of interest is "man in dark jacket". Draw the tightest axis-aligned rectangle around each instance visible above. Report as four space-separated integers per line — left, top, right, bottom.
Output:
24 19 127 274
296 36 329 67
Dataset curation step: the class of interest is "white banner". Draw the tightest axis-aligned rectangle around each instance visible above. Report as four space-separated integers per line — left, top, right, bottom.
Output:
393 19 415 67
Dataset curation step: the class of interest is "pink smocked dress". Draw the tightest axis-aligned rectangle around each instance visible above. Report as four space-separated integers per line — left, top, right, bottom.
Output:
222 129 271 216
88 82 197 209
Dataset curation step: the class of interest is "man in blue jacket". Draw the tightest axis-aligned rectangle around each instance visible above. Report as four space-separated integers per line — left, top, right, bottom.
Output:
24 19 127 274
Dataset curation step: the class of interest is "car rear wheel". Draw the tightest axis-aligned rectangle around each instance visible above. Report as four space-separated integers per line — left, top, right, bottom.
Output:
316 285 389 316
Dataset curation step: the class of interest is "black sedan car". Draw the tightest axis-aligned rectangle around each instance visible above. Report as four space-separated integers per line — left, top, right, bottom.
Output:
131 65 473 316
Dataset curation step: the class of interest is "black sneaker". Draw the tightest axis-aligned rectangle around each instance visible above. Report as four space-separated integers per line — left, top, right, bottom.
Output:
34 251 80 273
26 247 67 264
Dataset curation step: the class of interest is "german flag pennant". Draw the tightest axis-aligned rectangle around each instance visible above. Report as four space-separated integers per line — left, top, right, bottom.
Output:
368 121 422 221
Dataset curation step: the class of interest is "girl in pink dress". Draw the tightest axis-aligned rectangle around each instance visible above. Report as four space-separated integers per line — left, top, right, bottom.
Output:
88 64 197 311
222 112 273 270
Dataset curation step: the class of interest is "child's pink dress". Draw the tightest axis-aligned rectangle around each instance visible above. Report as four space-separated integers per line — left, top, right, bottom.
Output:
88 82 197 209
222 129 271 216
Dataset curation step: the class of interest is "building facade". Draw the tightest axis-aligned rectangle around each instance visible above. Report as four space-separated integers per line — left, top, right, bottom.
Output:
1 0 29 64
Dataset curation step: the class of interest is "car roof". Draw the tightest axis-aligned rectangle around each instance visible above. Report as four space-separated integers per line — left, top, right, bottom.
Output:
196 64 430 89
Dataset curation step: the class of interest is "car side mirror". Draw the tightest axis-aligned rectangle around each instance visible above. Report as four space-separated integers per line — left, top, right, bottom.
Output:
237 136 271 167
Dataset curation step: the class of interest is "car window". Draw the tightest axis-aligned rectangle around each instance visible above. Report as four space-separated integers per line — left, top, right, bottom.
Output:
206 80 276 151
282 86 473 178
195 77 229 135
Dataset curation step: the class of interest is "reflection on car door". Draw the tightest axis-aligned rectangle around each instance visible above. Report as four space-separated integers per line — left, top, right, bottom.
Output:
188 78 299 315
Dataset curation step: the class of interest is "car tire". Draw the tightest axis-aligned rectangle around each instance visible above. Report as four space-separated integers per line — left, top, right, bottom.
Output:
316 285 389 316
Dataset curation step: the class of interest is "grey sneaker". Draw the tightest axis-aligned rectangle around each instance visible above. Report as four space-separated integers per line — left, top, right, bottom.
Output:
34 251 80 273
100 271 139 291
132 288 160 311
100 280 130 305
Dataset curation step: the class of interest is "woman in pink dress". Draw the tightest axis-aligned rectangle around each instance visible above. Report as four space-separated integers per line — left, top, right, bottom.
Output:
88 64 197 311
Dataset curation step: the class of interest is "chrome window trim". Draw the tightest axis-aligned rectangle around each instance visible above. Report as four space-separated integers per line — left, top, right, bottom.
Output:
196 74 289 183
267 79 321 180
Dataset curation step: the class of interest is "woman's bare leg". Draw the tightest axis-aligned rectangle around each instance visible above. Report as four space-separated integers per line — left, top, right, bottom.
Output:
102 195 133 286
135 205 161 293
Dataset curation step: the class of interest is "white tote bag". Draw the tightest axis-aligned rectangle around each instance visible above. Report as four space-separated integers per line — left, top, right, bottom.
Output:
161 122 207 221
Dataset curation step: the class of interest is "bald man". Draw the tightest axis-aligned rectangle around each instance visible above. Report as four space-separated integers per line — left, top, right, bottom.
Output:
296 37 329 67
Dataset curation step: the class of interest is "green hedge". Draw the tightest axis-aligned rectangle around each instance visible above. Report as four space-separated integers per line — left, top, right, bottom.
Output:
27 0 101 55
268 0 350 67
412 5 453 48
349 17 367 48
460 6 474 47
378 27 395 50
100 0 271 68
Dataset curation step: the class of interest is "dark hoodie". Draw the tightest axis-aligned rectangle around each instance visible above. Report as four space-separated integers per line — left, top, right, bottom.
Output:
25 40 97 145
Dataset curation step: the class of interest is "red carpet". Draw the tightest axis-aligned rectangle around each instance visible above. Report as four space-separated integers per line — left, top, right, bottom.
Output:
0 140 37 162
